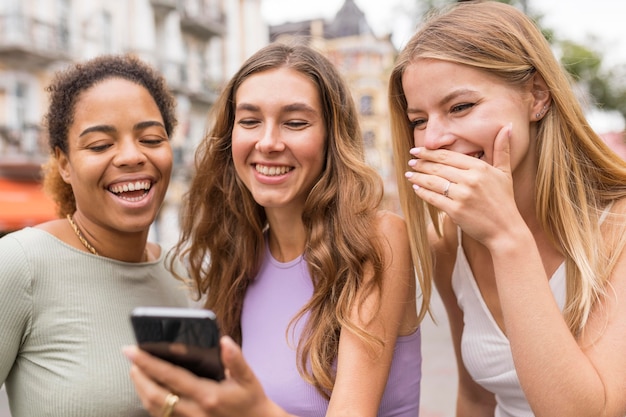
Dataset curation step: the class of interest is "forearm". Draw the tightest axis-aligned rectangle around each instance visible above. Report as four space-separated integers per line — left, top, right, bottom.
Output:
489 231 606 416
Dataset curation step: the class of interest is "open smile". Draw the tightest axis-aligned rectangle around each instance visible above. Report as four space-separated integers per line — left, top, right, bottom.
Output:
255 164 293 176
108 180 152 202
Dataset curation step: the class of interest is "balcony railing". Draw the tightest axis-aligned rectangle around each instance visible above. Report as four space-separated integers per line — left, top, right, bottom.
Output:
150 0 177 19
0 123 49 163
158 59 219 104
0 14 70 67
179 0 226 39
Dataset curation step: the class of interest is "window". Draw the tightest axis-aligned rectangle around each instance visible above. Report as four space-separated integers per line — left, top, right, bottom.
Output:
360 94 373 116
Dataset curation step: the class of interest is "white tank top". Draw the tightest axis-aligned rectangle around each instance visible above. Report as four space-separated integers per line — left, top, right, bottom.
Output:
451 229 565 417
451 206 611 416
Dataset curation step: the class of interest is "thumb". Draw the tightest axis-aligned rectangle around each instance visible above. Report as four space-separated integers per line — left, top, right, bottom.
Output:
493 123 513 173
220 336 256 385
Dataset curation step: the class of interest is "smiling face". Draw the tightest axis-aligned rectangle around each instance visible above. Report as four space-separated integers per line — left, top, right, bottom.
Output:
402 59 542 177
58 77 172 233
231 67 326 216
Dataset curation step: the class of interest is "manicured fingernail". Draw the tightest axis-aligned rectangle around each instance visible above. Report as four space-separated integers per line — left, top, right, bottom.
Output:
122 345 138 361
408 159 416 167
412 184 420 191
410 147 422 156
405 171 413 178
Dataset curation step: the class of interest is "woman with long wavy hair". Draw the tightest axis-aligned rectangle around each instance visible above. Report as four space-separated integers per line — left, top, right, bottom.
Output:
125 42 430 417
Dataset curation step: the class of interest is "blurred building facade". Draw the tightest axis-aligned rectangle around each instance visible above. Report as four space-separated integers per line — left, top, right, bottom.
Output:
0 0 268 242
0 0 401 238
269 0 399 210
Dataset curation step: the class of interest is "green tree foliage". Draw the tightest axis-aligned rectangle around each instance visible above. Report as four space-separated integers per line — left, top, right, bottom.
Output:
558 39 626 122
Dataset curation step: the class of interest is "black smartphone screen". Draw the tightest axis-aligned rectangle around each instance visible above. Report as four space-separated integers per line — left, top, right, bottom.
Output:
130 307 225 381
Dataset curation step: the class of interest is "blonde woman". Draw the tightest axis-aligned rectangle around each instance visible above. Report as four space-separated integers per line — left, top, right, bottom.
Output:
390 1 626 416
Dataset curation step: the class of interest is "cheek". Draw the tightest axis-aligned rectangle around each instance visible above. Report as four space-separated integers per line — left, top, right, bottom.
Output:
303 137 326 176
509 126 533 165
230 135 249 178
412 130 424 148
156 146 173 170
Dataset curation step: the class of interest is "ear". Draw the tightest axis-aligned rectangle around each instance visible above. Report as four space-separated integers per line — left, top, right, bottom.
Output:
530 73 551 121
55 147 72 184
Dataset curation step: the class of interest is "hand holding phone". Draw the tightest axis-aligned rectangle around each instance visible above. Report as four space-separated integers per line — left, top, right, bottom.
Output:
130 307 225 381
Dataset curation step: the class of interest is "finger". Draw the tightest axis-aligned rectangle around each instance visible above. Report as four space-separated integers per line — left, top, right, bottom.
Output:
125 345 189 382
124 345 212 400
492 123 513 174
220 336 256 386
409 146 481 171
129 363 170 416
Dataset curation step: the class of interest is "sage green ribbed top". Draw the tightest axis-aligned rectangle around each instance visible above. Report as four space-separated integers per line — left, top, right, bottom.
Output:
0 228 190 417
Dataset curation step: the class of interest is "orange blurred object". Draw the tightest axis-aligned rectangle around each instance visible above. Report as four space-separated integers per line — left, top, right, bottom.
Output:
0 177 58 231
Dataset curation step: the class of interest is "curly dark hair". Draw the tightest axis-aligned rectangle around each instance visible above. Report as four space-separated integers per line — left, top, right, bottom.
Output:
42 53 177 216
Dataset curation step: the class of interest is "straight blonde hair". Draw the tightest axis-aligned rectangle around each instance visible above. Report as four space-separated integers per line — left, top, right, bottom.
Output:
389 1 626 335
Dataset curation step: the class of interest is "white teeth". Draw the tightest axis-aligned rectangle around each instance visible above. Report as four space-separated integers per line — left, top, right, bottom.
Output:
255 164 291 176
109 181 151 194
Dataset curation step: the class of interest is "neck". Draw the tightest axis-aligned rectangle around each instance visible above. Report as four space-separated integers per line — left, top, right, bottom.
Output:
267 224 306 263
67 213 151 262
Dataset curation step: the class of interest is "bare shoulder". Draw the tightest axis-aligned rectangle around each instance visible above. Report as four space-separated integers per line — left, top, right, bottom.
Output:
35 218 69 237
373 210 412 271
374 210 408 238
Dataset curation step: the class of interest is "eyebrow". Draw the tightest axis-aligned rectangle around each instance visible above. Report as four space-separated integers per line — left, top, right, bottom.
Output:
406 88 478 114
78 120 165 137
235 102 318 115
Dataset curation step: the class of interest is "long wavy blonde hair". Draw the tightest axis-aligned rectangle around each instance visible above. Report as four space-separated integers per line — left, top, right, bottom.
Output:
170 42 430 397
389 1 626 335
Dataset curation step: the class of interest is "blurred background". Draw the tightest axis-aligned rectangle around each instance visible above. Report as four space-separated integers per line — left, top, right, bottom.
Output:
0 0 624 416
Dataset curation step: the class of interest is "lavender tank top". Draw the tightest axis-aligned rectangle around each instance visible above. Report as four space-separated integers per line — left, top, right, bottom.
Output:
241 243 421 416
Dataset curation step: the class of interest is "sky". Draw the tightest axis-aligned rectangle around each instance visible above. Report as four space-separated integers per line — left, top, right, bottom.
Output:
261 0 626 62
261 0 626 132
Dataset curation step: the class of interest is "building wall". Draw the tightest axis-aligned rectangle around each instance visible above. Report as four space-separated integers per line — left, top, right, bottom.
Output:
0 0 269 244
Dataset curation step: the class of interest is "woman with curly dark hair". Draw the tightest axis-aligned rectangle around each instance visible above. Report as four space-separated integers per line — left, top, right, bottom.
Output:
0 54 189 417
125 43 429 417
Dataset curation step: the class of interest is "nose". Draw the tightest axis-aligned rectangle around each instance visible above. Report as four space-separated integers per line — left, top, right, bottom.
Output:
420 117 455 150
254 124 285 154
113 138 147 167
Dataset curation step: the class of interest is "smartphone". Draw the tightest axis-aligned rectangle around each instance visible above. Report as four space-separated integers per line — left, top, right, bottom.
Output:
130 306 225 381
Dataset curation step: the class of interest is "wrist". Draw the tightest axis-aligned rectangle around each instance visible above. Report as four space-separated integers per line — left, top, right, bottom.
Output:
484 224 534 257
